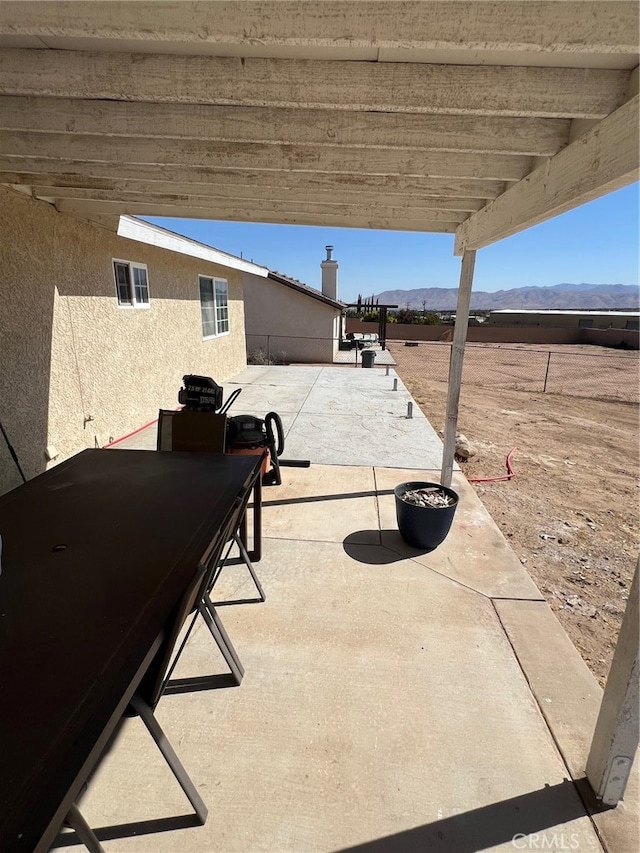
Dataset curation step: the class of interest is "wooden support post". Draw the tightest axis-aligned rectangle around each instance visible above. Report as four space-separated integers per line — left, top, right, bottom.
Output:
586 559 639 806
440 250 476 488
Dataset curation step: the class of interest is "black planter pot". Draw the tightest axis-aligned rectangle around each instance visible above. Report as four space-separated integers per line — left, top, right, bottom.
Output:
394 481 459 551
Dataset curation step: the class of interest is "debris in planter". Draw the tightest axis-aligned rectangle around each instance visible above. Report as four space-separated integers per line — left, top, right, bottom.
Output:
401 487 456 508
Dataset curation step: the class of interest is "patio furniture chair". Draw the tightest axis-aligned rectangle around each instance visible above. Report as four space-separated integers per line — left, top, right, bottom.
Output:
57 493 246 852
157 408 265 604
157 492 250 692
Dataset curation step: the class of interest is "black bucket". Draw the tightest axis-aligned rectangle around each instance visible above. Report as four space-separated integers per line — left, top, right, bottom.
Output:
394 481 459 551
361 349 376 368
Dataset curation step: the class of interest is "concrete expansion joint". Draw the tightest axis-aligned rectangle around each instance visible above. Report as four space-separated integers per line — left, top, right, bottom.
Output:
489 599 610 851
489 594 547 603
380 542 493 597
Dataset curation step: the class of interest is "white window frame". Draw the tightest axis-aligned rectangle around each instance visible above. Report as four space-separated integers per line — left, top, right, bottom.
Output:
112 259 151 309
199 275 229 339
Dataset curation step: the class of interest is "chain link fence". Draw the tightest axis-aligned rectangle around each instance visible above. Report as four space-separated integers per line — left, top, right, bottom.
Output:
246 333 337 365
387 341 640 403
246 333 392 367
245 334 639 403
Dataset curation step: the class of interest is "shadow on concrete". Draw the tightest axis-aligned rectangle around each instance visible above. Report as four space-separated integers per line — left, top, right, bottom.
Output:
263 488 395 508
336 778 604 853
343 533 405 564
55 778 611 851
51 814 202 848
344 531 441 562
164 672 239 694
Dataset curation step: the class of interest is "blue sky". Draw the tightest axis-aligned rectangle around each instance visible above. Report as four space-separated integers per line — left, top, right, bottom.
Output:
145 183 639 305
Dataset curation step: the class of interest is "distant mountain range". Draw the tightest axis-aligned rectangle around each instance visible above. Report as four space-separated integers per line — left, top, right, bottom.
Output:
371 283 639 311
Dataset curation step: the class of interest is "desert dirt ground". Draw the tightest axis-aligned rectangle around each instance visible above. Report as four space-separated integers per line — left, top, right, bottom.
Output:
389 341 639 687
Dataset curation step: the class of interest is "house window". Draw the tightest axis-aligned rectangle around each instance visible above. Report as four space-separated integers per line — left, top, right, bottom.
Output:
113 260 150 308
625 319 639 330
199 276 229 338
578 318 593 328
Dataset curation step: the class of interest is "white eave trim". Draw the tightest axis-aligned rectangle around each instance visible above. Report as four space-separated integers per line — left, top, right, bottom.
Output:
117 215 269 277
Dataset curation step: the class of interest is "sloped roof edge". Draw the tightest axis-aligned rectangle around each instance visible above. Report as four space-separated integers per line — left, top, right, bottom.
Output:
118 216 269 277
267 270 345 310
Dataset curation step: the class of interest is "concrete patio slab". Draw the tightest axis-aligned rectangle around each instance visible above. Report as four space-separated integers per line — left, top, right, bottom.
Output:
220 383 312 416
314 365 402 387
91 363 637 852
57 537 604 853
224 366 273 385
496 600 604 775
496 599 639 853
301 383 416 418
284 412 445 469
375 469 544 600
109 366 449 471
240 366 324 386
261 464 379 545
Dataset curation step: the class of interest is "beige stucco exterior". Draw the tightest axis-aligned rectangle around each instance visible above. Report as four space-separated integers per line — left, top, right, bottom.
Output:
0 187 247 494
243 271 341 363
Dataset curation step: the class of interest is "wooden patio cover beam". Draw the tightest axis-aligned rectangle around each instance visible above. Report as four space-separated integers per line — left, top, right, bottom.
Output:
2 1 637 59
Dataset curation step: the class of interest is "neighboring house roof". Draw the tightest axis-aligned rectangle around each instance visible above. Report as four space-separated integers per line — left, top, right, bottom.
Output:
118 216 269 277
267 270 344 310
119 217 344 312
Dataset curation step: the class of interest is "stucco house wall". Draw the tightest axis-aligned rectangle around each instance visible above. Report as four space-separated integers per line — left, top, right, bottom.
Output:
243 271 340 363
0 188 247 494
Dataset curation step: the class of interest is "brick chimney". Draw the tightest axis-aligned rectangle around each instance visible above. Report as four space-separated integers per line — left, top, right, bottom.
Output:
320 245 338 301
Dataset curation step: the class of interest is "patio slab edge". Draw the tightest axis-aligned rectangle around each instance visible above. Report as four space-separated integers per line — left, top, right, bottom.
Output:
495 599 639 853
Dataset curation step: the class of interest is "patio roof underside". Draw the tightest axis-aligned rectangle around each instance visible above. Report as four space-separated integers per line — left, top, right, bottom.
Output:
0 1 638 251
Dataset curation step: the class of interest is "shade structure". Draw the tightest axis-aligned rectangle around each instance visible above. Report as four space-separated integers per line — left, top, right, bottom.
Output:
0 1 637 245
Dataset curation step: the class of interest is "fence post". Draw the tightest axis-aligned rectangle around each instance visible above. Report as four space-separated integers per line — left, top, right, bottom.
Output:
543 351 552 392
267 335 271 365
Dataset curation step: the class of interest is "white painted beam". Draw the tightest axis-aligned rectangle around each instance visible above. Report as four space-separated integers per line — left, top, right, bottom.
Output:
0 97 570 156
53 198 461 233
0 49 630 118
1 2 637 59
441 250 476 488
0 165 505 201
54 197 465 226
586 561 638 806
29 185 486 214
455 95 640 253
0 132 531 181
